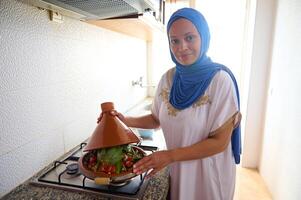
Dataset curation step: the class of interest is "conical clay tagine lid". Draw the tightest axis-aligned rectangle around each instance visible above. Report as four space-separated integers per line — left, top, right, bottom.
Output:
84 102 140 151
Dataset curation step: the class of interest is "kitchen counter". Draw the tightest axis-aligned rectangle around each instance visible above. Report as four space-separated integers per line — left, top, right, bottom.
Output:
2 152 169 200
2 171 169 200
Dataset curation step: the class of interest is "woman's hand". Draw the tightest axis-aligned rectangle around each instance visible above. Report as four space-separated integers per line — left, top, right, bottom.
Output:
133 150 173 178
97 110 126 123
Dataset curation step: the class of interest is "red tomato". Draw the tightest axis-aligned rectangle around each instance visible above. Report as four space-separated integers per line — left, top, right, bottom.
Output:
126 156 133 162
89 155 97 165
100 165 105 172
125 160 133 168
100 164 116 174
108 165 116 174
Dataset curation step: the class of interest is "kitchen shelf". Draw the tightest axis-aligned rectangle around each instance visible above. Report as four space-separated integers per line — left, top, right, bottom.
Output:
86 13 165 42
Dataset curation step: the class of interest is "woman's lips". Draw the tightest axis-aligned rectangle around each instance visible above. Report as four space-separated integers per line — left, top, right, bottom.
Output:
178 54 192 61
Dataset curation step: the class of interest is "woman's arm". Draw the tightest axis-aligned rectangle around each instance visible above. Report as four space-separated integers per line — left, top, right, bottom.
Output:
97 112 160 129
133 112 241 177
124 114 160 129
171 112 240 162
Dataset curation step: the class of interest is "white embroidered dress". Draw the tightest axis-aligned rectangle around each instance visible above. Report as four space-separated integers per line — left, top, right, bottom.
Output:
151 69 239 200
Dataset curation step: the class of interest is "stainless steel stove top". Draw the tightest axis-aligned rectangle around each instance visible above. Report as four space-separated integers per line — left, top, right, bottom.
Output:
30 143 158 200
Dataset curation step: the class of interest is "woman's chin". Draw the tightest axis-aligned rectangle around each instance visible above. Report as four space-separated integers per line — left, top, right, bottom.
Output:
176 56 197 66
178 60 196 66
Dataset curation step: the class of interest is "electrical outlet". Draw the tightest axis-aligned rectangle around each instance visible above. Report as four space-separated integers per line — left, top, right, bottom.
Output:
49 10 64 23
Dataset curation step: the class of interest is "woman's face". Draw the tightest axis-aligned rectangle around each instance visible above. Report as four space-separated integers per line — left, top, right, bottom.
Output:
169 18 201 66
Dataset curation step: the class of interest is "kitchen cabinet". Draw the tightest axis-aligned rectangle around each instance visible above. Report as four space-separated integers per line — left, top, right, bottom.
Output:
20 0 167 41
86 0 168 42
87 13 165 42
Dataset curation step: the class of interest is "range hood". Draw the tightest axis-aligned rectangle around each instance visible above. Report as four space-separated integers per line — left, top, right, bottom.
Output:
21 0 159 20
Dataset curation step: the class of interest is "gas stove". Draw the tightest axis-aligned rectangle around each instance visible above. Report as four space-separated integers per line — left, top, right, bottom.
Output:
30 142 158 200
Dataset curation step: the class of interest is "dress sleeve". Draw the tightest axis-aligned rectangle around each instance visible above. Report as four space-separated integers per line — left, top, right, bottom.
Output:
207 71 239 135
151 74 165 121
151 68 174 121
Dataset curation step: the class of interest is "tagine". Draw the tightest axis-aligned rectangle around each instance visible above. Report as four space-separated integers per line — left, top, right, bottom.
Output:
78 102 145 184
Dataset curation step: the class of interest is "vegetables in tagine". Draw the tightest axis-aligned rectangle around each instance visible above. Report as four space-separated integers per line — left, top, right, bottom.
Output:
84 144 144 175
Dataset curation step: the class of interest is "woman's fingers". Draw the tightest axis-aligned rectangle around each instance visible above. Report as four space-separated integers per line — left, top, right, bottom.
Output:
97 113 103 123
110 110 117 115
133 156 153 174
109 110 127 123
146 167 163 179
133 150 172 178
97 110 125 123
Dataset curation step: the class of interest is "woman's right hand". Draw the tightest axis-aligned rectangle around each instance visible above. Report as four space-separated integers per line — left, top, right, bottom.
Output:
133 150 173 178
97 110 126 124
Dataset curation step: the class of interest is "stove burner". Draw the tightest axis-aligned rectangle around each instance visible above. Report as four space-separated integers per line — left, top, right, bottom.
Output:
109 179 131 187
66 163 79 175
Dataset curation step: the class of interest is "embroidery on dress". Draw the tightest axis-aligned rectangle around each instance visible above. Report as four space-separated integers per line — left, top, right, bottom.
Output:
192 95 212 108
160 88 180 116
160 88 211 116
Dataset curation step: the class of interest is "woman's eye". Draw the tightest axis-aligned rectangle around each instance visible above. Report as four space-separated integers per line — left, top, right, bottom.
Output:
170 39 179 45
186 35 194 42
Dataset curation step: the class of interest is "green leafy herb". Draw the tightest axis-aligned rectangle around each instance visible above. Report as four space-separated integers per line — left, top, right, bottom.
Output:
94 145 143 174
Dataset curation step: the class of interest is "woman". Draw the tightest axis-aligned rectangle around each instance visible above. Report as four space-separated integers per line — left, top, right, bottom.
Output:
100 8 241 200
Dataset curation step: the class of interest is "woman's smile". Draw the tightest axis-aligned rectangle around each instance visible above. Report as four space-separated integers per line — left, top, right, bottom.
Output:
178 53 194 62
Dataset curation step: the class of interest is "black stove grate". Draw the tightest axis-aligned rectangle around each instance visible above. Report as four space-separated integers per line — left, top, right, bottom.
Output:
31 142 158 199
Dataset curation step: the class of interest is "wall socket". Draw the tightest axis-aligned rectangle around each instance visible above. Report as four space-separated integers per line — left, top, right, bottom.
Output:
49 10 64 23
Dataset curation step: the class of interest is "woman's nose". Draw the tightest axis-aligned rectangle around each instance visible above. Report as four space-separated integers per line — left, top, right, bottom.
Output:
179 40 189 50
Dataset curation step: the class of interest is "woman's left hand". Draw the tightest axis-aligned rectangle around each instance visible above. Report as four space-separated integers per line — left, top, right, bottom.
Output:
133 150 173 178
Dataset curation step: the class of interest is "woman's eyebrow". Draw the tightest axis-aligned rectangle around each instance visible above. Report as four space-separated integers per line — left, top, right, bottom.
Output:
169 32 195 38
184 32 196 36
169 32 194 38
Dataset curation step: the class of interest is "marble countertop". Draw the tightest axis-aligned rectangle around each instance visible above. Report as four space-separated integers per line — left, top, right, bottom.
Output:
2 153 169 200
2 169 169 200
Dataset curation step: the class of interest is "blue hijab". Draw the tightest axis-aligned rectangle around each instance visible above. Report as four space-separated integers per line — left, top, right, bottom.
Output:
167 8 241 164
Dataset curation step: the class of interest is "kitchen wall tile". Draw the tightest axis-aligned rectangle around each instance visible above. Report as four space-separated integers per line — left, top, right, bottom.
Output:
0 131 64 196
62 118 96 152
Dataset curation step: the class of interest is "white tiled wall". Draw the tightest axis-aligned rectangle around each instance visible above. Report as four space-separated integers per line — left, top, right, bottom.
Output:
0 0 148 196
